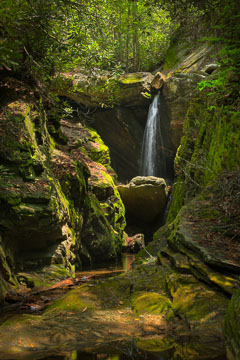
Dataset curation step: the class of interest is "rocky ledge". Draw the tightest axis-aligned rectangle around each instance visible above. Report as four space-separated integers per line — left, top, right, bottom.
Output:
51 71 154 107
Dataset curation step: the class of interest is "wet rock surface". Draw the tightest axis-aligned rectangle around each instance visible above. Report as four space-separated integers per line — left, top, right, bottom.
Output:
91 106 147 182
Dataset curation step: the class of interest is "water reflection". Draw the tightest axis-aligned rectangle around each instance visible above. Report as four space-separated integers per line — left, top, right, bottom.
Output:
122 254 135 272
76 254 135 280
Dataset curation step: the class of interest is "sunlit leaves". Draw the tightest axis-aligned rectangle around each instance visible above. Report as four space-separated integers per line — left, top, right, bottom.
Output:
0 0 175 76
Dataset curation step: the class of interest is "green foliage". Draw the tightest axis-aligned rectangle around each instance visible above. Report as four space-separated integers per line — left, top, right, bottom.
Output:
0 0 72 75
0 0 176 79
198 1 240 93
58 0 175 72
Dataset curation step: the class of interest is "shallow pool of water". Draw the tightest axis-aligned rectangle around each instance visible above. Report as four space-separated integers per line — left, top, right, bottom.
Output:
0 255 227 360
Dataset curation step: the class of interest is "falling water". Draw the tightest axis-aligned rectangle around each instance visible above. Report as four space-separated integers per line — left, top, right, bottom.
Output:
140 93 167 178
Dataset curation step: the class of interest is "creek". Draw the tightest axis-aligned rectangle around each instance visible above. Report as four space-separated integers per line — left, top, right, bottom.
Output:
0 253 227 360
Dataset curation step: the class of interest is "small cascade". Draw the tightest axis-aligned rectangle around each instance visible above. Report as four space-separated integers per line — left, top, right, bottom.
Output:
140 93 167 179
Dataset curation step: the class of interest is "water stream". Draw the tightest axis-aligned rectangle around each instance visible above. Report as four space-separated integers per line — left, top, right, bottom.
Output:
140 93 167 179
0 254 227 360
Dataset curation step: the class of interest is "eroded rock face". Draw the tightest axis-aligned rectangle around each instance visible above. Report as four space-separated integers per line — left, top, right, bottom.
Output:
0 83 126 299
118 176 168 224
91 106 147 182
162 72 207 150
163 41 215 74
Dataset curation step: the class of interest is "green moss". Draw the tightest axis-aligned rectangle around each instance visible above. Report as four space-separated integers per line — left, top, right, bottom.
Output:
163 38 191 72
224 288 240 359
83 192 124 259
132 291 173 316
197 207 221 219
45 287 94 313
168 85 240 222
166 180 185 223
84 126 112 167
166 272 229 322
136 337 175 353
1 314 42 327
119 73 147 84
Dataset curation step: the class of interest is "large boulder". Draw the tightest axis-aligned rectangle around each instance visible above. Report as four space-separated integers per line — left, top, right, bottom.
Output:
118 176 168 224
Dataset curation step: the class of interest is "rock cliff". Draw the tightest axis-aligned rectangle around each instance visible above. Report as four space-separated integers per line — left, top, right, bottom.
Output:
0 78 126 301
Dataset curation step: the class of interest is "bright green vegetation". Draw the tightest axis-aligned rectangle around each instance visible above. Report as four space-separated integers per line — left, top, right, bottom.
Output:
45 286 95 313
0 0 175 76
132 291 173 316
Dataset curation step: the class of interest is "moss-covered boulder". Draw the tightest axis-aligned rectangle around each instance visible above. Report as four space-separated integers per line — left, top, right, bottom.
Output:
132 291 173 316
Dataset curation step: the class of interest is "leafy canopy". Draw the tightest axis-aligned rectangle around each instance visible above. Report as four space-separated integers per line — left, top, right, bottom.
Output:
0 0 176 78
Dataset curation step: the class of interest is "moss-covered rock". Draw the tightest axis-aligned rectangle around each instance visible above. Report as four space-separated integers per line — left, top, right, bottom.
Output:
0 79 127 299
45 286 95 313
132 291 173 316
163 39 215 75
224 288 240 360
59 119 126 264
51 71 153 108
162 72 207 151
167 78 240 223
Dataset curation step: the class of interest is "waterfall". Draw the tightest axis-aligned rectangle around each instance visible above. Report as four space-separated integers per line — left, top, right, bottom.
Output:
140 93 167 179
